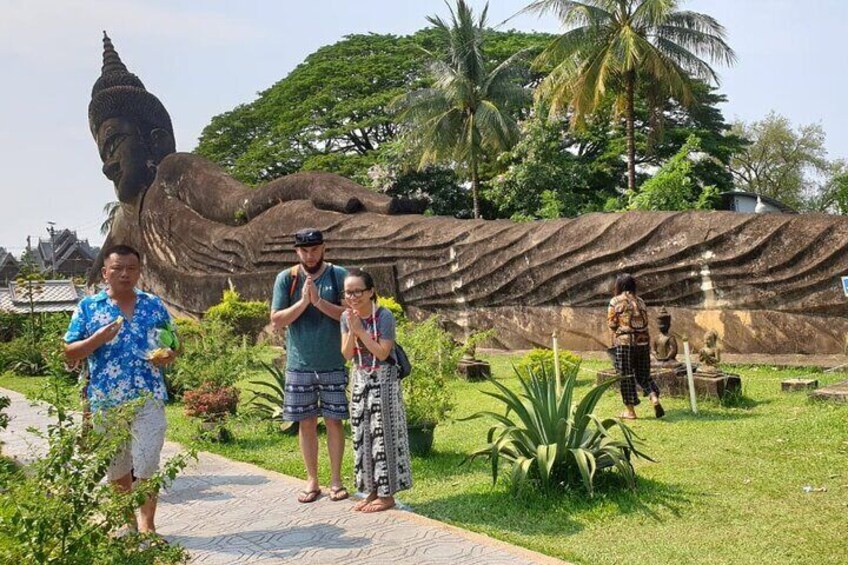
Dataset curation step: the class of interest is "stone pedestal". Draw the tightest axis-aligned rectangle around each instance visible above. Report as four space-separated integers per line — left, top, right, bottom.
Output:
597 367 742 399
690 371 742 398
457 359 491 382
781 378 818 392
597 367 686 396
809 380 848 403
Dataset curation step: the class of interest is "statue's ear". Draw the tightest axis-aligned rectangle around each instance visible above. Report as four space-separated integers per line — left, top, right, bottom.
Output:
149 128 176 160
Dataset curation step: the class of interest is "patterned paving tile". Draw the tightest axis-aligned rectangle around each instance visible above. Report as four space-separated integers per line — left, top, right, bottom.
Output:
0 387 568 565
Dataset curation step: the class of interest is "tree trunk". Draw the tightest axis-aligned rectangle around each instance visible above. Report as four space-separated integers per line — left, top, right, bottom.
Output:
626 69 637 194
471 157 480 219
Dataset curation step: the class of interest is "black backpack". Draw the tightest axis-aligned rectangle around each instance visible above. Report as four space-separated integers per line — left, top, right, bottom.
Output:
393 342 412 380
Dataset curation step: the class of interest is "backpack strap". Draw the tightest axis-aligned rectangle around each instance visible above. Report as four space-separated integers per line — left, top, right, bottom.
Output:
288 265 300 298
326 262 340 305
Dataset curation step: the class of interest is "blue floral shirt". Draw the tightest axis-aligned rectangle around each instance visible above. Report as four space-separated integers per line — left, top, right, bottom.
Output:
64 289 172 411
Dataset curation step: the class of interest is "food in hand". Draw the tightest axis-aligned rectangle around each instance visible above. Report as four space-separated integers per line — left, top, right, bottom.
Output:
147 347 172 361
115 315 124 327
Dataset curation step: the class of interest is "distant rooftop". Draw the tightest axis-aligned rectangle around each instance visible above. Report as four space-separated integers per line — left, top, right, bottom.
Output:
0 279 89 313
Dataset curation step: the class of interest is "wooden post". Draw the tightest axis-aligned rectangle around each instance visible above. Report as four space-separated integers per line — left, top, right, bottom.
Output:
552 332 562 397
683 338 698 414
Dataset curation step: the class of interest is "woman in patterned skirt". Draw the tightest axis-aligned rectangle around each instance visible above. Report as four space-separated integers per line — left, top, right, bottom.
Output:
608 273 665 420
341 268 412 512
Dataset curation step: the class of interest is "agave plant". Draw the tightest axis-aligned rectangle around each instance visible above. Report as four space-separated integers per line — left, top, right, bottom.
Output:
463 365 652 495
247 361 297 434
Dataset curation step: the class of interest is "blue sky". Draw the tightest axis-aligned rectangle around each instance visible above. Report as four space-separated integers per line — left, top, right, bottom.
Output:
1 0 845 251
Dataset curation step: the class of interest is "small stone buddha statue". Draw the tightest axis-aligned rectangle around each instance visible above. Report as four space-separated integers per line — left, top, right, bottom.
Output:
652 306 680 368
698 330 722 373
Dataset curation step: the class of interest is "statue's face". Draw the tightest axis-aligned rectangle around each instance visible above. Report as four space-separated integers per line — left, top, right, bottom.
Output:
658 320 670 334
97 117 156 204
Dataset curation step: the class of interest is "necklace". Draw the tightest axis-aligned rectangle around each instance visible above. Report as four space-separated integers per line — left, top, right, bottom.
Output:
355 302 379 375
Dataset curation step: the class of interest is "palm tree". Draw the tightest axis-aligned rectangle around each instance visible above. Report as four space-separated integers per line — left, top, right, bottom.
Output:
523 0 735 193
100 201 120 236
393 0 531 218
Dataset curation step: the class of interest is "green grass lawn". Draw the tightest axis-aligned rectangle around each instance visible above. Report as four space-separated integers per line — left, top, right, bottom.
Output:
2 355 847 564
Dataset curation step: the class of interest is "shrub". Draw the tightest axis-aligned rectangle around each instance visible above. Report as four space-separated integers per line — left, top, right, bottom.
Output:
0 337 48 376
0 391 190 563
463 366 652 495
248 361 297 434
377 296 405 323
515 348 581 381
397 316 460 425
168 318 260 398
0 312 25 342
183 381 240 421
205 289 269 343
0 394 10 448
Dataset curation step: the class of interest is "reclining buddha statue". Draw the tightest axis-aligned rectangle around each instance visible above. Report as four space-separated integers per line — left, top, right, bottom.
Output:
90 33 848 355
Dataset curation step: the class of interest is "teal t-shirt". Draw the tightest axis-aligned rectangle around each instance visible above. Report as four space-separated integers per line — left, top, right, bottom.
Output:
271 263 348 372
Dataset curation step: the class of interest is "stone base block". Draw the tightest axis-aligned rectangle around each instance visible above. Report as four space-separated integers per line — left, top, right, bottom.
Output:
597 369 742 399
781 378 819 392
597 368 688 397
809 380 848 403
691 372 742 398
457 360 491 382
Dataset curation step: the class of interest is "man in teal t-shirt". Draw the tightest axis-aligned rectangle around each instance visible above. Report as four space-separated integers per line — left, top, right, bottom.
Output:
271 228 349 503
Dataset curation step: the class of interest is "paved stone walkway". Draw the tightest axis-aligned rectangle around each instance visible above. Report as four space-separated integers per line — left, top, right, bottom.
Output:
0 387 566 564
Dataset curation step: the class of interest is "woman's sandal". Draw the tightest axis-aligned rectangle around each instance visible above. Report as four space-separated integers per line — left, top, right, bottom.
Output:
361 498 396 513
619 412 637 420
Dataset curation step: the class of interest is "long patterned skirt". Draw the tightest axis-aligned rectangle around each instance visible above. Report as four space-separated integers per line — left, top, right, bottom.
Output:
350 364 413 497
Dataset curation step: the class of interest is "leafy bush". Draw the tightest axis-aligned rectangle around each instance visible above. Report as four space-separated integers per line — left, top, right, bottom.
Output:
515 348 581 381
628 135 718 211
205 289 269 343
0 390 190 563
0 312 25 342
397 316 459 425
183 382 240 421
248 361 297 433
463 366 652 495
0 337 48 376
0 394 10 449
377 296 405 323
168 318 260 398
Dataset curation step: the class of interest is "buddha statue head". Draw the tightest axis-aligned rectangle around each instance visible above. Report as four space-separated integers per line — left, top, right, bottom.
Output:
88 32 175 204
657 306 671 335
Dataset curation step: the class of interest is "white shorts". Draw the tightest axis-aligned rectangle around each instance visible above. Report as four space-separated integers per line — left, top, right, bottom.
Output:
103 399 167 481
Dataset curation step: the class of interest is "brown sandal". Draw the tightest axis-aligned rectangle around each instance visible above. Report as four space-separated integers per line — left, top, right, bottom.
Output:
329 486 349 501
297 488 321 503
361 498 395 513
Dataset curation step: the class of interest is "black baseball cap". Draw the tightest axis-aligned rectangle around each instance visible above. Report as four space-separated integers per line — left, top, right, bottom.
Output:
294 228 324 247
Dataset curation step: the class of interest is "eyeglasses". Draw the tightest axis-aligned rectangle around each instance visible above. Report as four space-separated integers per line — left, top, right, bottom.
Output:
344 289 369 298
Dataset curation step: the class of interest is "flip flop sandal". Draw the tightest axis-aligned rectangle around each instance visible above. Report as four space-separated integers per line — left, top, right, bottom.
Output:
361 499 396 513
329 486 349 501
297 488 322 503
619 413 638 420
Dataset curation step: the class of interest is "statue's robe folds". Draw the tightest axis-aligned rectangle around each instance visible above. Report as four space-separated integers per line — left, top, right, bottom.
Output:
111 153 848 354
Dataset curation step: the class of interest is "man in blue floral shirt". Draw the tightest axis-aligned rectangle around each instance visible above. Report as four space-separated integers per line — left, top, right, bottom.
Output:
65 244 177 536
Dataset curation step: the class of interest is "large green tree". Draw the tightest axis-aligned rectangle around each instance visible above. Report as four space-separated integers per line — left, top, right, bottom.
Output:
728 112 832 210
195 29 548 199
392 1 532 218
490 79 742 219
523 0 736 193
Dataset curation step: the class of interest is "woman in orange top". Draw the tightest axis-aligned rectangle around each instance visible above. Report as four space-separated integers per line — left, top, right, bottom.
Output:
608 274 665 420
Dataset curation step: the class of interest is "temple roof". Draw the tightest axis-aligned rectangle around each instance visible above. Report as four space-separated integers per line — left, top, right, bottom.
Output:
0 279 89 313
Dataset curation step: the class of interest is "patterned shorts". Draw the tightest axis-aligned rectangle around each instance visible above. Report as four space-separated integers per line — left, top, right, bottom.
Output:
284 369 349 421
